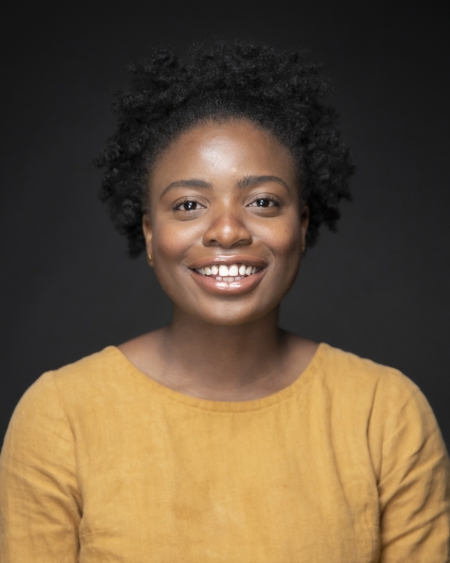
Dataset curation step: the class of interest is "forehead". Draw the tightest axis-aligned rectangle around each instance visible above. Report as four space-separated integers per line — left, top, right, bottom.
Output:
149 118 298 189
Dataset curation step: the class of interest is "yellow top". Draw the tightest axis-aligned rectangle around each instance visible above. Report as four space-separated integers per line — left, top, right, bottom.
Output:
1 343 449 562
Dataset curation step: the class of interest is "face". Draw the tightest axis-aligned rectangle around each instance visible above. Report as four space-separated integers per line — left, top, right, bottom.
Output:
143 118 309 326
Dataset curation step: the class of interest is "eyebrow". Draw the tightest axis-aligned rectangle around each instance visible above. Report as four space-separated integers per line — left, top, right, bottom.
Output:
160 179 212 199
236 175 291 193
159 175 291 199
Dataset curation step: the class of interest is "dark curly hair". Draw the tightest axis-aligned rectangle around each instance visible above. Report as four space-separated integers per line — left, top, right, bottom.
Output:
95 40 355 257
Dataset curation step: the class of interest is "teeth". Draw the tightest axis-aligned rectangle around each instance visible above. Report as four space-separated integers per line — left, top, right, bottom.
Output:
195 264 261 279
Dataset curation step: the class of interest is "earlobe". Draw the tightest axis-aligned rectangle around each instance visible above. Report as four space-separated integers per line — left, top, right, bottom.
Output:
301 205 309 256
142 214 153 264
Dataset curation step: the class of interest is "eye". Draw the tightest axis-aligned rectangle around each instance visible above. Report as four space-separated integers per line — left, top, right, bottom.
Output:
248 197 279 208
173 199 206 212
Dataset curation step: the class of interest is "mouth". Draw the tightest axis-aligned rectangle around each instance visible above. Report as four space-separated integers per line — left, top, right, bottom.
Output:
192 263 264 283
188 257 267 294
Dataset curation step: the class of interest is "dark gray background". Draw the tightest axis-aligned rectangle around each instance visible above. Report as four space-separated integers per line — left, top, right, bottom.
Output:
1 0 449 445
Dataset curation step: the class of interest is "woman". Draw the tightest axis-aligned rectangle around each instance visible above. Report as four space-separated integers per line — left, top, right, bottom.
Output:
0 40 449 562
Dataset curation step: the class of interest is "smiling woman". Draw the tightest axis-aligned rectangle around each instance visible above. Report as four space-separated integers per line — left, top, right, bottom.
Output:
0 40 449 563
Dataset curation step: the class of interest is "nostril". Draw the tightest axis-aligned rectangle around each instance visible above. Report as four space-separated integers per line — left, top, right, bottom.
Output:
202 218 252 247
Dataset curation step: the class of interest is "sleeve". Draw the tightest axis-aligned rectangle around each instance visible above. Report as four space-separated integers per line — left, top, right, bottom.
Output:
377 375 450 562
0 372 82 562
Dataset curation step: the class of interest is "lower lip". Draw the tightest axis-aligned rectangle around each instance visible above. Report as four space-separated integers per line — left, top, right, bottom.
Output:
189 268 266 295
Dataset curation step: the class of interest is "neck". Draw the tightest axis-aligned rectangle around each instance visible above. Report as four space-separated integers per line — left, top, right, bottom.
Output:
159 306 290 399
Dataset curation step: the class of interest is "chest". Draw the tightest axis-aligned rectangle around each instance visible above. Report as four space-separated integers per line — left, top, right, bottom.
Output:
76 400 381 563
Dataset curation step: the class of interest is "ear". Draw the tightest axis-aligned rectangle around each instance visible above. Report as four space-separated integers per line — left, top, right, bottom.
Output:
142 212 153 264
300 204 309 249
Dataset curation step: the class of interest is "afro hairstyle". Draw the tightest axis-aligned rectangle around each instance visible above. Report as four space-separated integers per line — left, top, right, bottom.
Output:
95 40 355 257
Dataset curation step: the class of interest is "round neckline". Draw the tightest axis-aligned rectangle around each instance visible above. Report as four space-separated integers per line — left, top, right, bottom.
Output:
105 342 326 412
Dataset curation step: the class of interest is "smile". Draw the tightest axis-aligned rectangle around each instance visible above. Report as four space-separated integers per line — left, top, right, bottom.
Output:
189 259 267 295
193 264 263 282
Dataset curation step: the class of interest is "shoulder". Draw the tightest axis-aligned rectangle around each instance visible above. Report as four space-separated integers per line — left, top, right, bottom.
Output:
317 343 447 458
52 346 141 410
316 342 421 401
315 344 449 482
48 346 131 394
5 347 128 437
313 343 440 440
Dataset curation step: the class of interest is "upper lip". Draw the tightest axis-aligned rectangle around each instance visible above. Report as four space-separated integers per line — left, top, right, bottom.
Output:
188 255 268 270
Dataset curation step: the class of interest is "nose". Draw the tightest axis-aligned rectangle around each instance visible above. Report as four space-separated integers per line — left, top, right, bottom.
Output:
202 210 252 248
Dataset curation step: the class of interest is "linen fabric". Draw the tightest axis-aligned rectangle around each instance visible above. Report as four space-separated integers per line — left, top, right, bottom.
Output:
1 343 449 562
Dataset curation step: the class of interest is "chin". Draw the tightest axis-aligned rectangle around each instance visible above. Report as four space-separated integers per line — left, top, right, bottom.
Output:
193 304 277 327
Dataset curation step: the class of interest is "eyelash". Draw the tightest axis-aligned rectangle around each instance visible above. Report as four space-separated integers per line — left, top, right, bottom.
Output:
172 197 206 212
172 195 281 212
247 196 280 208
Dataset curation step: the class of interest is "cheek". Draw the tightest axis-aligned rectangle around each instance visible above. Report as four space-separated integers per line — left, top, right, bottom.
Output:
152 219 199 261
257 216 303 259
151 223 189 301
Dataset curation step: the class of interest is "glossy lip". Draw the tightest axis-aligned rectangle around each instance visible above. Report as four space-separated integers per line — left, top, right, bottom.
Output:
187 254 268 295
190 267 266 295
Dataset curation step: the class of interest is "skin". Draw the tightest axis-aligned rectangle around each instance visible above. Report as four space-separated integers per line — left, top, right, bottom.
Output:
119 118 318 401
